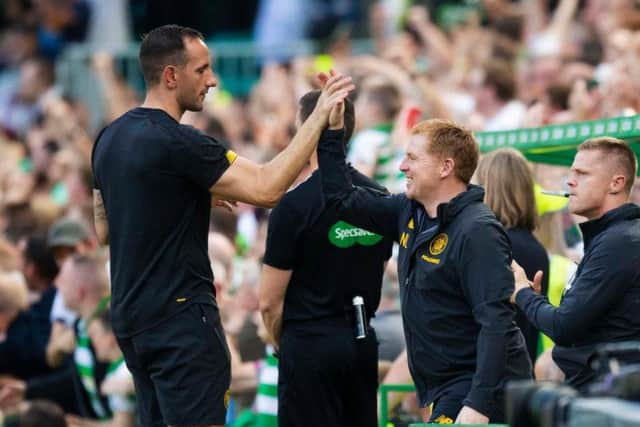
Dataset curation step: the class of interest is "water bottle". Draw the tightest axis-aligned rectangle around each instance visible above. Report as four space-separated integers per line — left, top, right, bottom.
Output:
352 296 368 340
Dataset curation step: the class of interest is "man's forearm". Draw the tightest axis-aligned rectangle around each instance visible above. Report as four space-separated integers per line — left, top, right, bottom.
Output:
93 189 109 245
318 128 353 196
258 109 328 205
318 130 402 239
515 288 577 345
262 305 283 348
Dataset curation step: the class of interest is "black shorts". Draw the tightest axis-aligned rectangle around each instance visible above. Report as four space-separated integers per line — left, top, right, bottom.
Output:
117 303 231 426
278 318 378 427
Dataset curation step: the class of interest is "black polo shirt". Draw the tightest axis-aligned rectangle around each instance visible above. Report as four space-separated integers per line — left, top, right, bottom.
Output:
92 107 235 338
263 168 393 322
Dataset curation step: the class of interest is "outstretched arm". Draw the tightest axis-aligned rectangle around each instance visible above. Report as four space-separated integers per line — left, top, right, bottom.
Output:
210 73 354 208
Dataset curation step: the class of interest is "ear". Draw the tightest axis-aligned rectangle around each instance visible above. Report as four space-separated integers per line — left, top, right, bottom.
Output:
162 65 178 89
440 158 455 179
610 173 626 195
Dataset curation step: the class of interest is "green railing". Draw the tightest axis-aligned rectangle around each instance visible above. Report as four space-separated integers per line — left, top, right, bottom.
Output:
476 115 640 173
379 383 416 427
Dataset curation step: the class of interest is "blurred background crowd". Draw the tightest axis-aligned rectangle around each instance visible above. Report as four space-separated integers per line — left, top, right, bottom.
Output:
0 0 640 426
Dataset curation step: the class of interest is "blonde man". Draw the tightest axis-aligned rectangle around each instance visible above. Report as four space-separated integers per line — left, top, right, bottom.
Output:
512 137 640 389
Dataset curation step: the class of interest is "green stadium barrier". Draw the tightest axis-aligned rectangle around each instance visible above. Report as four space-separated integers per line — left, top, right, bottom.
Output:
379 383 416 427
476 115 640 173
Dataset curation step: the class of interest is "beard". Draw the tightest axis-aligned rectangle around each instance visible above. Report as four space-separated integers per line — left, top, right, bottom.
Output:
178 90 204 113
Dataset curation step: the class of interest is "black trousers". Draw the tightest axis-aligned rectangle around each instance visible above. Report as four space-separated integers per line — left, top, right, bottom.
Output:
278 318 378 427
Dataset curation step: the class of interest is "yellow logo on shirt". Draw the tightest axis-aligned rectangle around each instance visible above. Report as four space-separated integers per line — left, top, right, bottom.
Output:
408 218 414 229
434 415 453 424
399 232 409 248
224 390 230 408
422 254 440 265
226 150 238 164
429 233 448 256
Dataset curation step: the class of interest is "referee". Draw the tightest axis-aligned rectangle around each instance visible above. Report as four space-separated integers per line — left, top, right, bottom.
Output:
259 91 393 427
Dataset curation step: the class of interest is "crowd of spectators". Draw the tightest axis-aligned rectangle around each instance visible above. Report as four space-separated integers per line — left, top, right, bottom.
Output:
1 0 640 426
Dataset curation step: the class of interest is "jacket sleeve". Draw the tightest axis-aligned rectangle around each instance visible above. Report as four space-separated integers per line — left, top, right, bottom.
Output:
459 222 517 416
515 234 638 345
317 129 404 241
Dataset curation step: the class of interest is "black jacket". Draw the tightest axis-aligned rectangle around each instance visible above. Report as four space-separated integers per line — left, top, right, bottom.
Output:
0 286 56 379
318 130 531 416
516 203 640 388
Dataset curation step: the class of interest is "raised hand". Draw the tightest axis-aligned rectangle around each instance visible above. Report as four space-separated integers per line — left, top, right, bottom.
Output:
314 70 354 120
318 70 347 130
510 260 543 304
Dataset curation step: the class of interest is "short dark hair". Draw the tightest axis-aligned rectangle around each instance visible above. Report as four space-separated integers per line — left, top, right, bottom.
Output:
139 24 204 87
578 137 638 194
24 237 59 282
298 90 355 144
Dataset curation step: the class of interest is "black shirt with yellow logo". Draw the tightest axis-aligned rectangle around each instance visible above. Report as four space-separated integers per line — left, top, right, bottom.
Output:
92 108 235 338
318 130 532 419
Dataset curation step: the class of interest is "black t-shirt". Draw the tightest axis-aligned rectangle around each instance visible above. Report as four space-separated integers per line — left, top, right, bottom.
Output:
92 107 235 337
263 169 393 322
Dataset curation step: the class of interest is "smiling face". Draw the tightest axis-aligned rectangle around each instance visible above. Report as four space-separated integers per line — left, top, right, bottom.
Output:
175 37 218 112
399 134 444 202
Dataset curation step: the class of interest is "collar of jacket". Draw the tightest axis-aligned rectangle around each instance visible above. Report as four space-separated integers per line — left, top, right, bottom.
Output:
579 203 640 249
434 184 485 226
